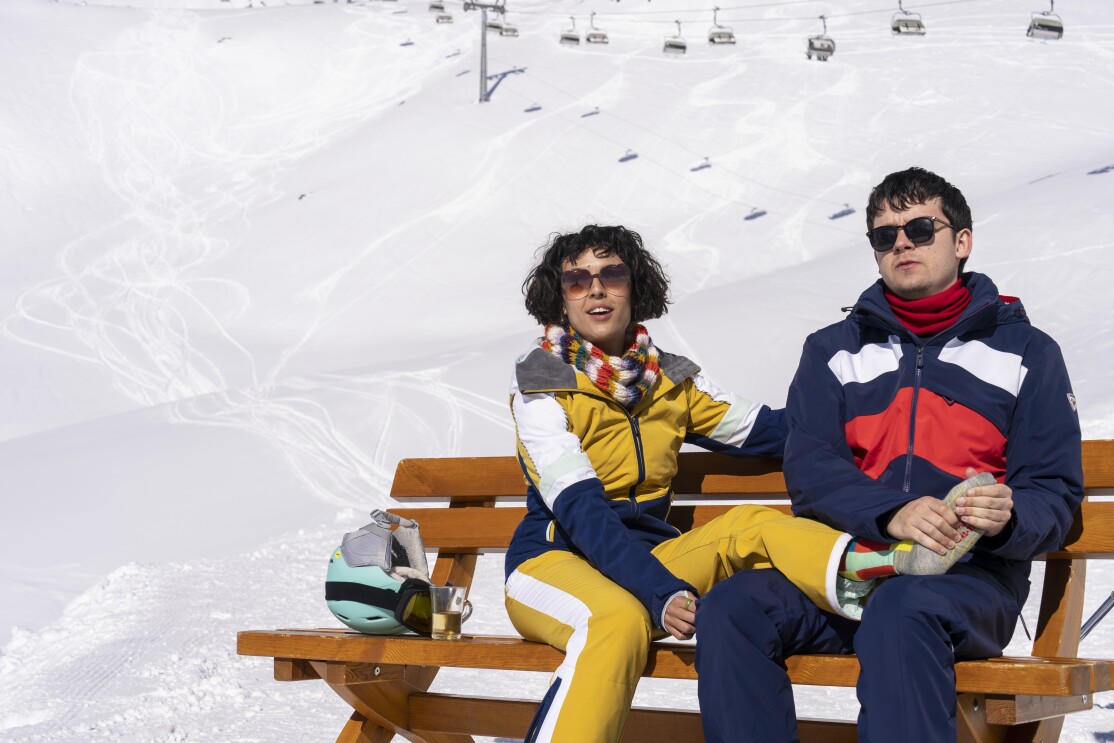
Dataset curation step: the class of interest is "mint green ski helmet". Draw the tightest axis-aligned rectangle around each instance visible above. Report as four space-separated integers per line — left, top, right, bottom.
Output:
325 547 432 635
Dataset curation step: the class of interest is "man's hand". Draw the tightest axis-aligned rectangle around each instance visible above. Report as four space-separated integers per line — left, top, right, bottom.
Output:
663 592 696 640
888 468 1015 553
955 466 1013 537
886 497 964 555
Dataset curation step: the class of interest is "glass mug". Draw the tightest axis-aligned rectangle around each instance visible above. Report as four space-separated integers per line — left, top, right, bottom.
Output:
429 585 473 640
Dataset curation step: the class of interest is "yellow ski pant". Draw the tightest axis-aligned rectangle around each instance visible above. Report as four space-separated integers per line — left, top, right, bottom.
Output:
503 505 851 743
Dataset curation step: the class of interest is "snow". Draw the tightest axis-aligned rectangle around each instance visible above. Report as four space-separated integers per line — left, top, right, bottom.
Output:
1 0 1112 740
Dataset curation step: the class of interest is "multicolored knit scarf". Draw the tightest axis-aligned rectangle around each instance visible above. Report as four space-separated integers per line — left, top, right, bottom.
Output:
542 323 660 410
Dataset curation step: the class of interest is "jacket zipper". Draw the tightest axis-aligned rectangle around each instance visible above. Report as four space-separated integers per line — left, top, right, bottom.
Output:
628 414 646 517
904 347 925 492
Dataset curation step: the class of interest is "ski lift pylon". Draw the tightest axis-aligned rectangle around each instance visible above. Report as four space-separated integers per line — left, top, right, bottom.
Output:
892 1 926 35
708 7 736 45
560 16 581 46
664 20 687 55
1027 0 1064 40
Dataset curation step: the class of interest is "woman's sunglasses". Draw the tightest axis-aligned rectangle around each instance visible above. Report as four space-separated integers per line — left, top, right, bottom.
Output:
866 216 956 251
560 264 631 300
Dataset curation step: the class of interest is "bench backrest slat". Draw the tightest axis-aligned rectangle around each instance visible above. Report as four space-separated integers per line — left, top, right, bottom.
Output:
390 441 1114 501
394 501 1114 557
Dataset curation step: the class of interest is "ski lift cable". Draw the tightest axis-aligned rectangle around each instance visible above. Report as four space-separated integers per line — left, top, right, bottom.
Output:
492 75 862 235
514 0 993 24
509 1 820 18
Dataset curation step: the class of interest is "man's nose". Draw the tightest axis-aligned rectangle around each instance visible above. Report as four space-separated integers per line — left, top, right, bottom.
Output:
891 228 916 252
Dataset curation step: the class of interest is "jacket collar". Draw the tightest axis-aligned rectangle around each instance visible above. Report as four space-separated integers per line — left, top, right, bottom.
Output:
852 272 1027 341
515 340 699 412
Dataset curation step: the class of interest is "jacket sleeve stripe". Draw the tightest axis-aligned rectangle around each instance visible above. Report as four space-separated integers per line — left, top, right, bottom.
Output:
540 452 597 510
512 390 598 509
692 374 761 447
938 338 1028 397
827 335 903 386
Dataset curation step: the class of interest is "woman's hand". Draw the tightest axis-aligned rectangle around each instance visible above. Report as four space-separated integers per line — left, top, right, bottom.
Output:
663 591 697 640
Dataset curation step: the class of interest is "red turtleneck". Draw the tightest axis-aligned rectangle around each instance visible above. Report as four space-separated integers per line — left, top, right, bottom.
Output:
883 279 972 337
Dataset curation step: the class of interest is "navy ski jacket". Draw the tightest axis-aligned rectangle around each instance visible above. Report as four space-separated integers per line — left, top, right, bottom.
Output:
784 272 1083 601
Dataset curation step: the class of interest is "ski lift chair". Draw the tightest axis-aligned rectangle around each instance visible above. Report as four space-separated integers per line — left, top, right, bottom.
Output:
587 12 610 44
891 1 926 35
708 7 736 45
1027 1 1064 40
428 1 444 12
806 15 835 61
664 20 687 55
560 17 581 47
486 18 504 33
436 13 453 24
501 22 519 37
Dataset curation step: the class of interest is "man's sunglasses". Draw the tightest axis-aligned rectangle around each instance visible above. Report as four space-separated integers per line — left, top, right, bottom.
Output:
866 216 957 251
560 264 631 300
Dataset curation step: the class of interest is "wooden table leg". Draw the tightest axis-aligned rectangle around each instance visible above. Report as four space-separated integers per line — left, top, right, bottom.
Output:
336 711 394 743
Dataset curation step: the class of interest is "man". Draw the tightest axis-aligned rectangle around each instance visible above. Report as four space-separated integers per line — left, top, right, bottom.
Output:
694 167 1083 742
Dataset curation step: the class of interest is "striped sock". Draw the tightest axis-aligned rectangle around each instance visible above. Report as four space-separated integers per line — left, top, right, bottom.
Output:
838 538 915 581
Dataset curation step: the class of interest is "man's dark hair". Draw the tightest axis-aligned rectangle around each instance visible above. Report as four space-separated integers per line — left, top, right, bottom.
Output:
523 225 670 326
866 167 974 273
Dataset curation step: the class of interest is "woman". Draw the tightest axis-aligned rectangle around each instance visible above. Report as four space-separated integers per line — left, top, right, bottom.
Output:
503 225 916 743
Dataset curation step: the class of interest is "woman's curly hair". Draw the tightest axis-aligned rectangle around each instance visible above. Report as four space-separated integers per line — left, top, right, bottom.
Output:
522 225 671 326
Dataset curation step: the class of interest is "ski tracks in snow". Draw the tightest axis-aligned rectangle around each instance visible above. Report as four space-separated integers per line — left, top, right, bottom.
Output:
2 7 503 509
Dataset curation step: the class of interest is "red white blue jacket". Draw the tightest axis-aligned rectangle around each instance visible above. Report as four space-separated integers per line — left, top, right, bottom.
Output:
784 272 1083 601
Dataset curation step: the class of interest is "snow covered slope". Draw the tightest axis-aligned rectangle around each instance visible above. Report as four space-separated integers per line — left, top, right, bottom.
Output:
1 0 1112 740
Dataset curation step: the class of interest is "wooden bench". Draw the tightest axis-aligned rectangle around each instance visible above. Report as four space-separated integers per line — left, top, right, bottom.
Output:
238 440 1114 743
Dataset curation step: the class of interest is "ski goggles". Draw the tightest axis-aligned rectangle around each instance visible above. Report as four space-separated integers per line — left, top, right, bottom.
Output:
392 579 434 634
325 577 434 635
560 263 631 300
866 216 956 251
